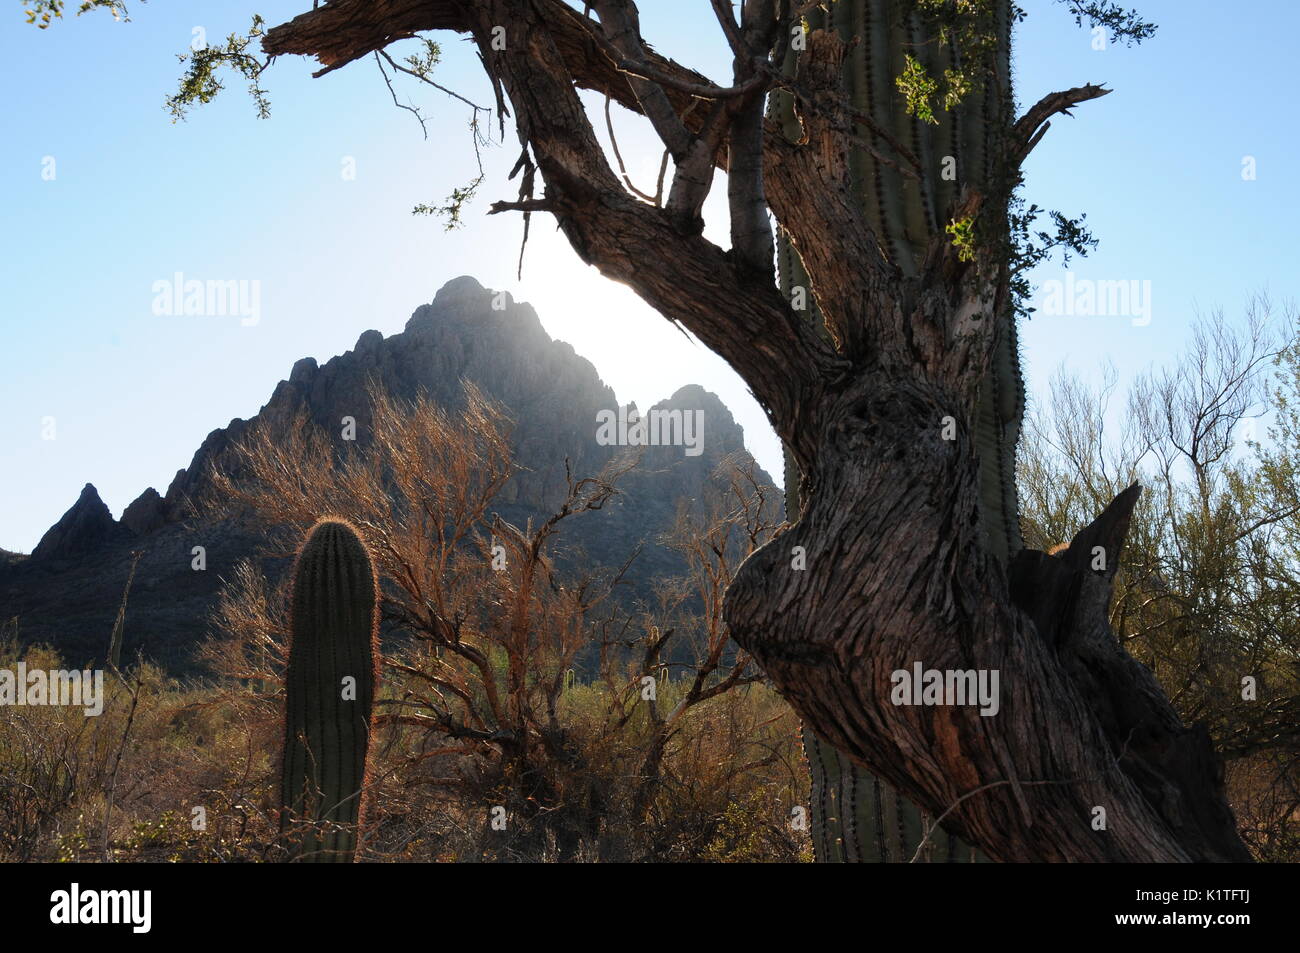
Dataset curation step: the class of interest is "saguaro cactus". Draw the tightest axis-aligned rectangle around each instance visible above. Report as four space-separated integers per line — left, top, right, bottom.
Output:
280 518 379 863
777 0 1016 862
803 724 979 862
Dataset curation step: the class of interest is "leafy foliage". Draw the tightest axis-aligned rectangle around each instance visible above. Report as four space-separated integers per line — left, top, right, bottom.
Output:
945 215 977 262
896 0 1000 122
165 15 270 122
1055 0 1158 45
1008 199 1098 316
21 0 132 29
412 175 485 231
401 37 442 79
1019 302 1299 861
895 53 942 124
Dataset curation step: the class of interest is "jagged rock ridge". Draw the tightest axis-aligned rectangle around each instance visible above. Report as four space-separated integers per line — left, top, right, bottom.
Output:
30 484 131 561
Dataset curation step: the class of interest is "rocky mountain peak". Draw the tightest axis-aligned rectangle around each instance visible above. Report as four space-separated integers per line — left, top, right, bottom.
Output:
30 483 123 562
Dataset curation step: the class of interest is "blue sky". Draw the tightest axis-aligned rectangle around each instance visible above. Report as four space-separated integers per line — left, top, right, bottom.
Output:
1 0 1296 552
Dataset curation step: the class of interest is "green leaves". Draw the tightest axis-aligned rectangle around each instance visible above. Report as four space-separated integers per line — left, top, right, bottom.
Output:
945 216 977 262
1008 200 1098 317
22 0 132 30
896 54 941 124
402 38 442 81
1056 0 1157 46
165 15 270 122
943 67 974 112
412 174 485 231
896 0 999 123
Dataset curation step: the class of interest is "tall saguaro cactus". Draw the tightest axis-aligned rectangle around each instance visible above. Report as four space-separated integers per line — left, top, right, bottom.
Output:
280 518 380 863
777 0 1016 863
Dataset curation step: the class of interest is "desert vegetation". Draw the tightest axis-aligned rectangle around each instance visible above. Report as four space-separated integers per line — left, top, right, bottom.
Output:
1018 301 1300 863
0 382 808 862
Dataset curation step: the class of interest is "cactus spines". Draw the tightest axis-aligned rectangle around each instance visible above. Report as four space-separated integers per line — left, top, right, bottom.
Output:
800 688 983 862
280 518 380 863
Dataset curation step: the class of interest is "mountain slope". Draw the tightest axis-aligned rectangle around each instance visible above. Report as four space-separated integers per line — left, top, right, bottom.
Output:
0 276 776 671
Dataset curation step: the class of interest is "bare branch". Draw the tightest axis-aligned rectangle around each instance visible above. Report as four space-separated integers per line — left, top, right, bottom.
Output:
709 0 746 58
374 52 427 139
376 48 488 115
603 95 659 203
1010 83 1112 166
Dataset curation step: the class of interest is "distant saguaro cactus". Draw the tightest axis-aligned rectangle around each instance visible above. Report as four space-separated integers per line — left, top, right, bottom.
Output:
280 518 379 863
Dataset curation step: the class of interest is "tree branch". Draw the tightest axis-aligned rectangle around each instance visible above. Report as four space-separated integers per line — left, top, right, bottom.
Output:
1010 83 1112 166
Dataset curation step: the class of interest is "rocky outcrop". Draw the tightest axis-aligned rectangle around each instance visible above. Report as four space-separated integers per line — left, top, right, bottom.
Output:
121 488 166 536
0 276 775 673
30 484 127 562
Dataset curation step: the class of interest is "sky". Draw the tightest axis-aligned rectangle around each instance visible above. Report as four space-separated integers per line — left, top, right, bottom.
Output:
1 0 1296 552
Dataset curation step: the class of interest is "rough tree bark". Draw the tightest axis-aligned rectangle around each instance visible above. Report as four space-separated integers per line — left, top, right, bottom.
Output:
261 0 1250 862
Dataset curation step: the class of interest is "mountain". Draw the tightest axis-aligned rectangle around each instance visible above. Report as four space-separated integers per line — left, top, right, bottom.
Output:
0 276 777 672
30 483 133 561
